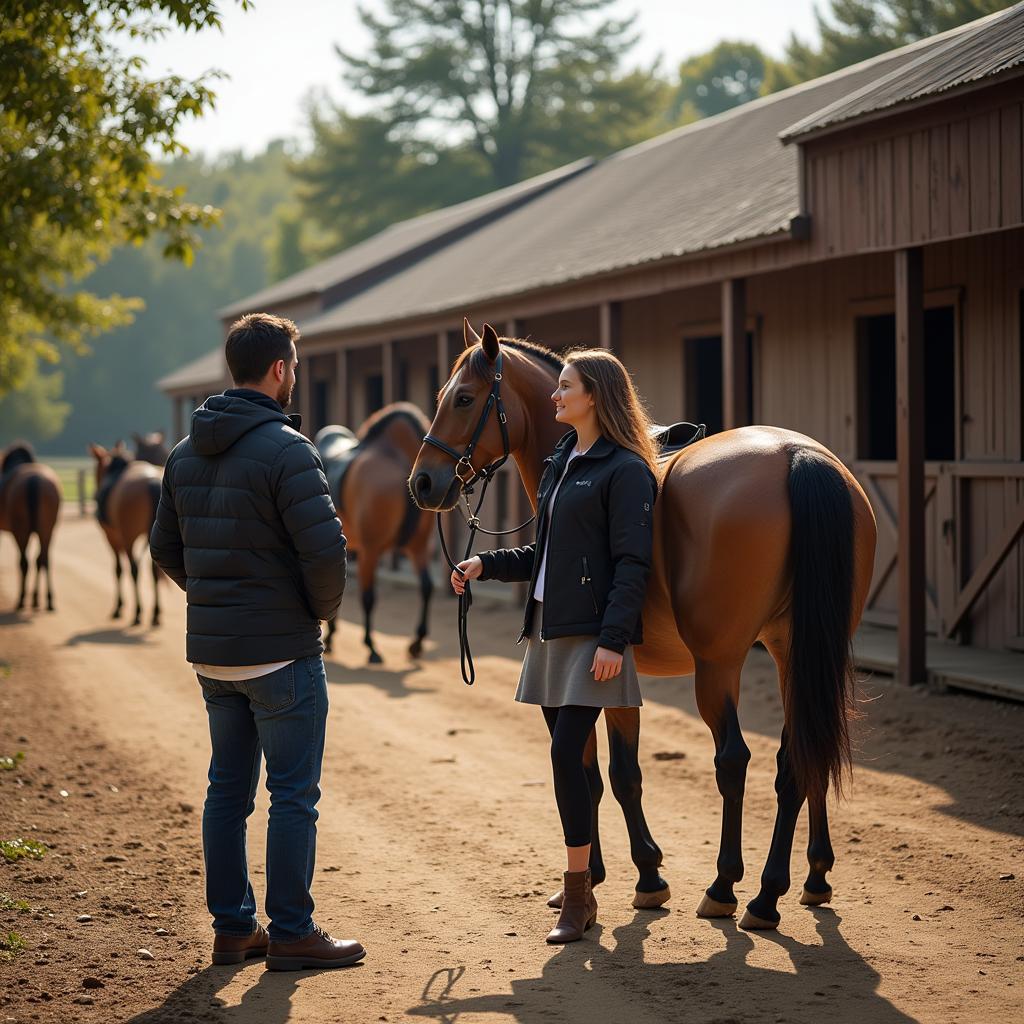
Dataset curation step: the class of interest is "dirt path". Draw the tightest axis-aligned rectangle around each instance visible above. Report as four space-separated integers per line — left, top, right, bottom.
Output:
1 510 1022 1023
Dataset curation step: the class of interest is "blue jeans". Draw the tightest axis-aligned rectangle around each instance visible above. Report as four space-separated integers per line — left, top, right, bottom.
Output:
197 656 328 942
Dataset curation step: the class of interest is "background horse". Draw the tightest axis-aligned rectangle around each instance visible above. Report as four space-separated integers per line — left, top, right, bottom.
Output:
0 442 61 612
315 402 435 664
133 431 169 466
89 442 163 627
410 322 877 931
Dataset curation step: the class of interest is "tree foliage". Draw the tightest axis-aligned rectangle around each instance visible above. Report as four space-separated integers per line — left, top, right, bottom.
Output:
672 41 792 121
0 0 249 394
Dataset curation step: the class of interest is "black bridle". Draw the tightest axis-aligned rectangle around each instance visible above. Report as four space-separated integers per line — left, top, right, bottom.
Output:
422 349 535 685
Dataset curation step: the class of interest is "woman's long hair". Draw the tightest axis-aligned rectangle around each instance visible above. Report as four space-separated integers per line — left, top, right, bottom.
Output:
563 349 659 477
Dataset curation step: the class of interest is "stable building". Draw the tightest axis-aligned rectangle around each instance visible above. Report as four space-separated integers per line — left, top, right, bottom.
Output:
159 4 1024 696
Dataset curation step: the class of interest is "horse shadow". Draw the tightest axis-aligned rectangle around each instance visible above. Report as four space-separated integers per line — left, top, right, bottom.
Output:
407 909 916 1024
123 959 365 1023
64 626 153 647
322 654 437 699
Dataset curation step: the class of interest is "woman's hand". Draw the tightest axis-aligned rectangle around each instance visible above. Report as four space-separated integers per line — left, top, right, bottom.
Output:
591 646 623 681
451 556 483 595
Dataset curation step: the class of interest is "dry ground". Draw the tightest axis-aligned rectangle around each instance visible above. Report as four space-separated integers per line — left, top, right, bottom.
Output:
0 508 1022 1024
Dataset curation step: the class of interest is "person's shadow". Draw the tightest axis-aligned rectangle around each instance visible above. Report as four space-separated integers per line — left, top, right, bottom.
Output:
407 908 917 1024
125 959 365 1023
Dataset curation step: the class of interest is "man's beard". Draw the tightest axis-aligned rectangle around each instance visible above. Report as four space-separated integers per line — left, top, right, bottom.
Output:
277 380 294 409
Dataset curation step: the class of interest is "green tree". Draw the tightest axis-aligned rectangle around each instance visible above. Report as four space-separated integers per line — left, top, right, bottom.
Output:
339 0 666 187
0 1 249 395
671 41 791 121
784 0 1013 81
0 365 70 442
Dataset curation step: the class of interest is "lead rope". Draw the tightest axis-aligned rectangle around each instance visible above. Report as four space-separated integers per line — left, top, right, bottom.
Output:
436 475 535 686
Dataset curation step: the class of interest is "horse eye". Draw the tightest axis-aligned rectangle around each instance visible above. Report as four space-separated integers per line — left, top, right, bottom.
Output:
455 394 474 408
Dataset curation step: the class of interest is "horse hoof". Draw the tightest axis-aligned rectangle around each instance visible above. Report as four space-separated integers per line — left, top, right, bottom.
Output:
633 885 671 910
547 890 563 909
800 886 833 906
696 893 737 918
739 908 779 931
408 640 423 659
368 651 383 665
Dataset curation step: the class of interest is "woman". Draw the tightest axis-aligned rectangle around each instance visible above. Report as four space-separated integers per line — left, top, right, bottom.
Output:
451 348 658 944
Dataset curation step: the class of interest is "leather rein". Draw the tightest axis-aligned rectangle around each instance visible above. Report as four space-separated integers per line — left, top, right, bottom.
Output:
422 350 536 685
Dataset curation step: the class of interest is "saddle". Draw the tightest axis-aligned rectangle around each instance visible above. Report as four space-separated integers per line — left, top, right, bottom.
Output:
651 422 706 465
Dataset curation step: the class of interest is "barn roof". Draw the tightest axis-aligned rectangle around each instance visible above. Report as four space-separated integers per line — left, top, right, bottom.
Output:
216 158 593 319
781 4 1024 142
156 347 227 392
299 26 965 338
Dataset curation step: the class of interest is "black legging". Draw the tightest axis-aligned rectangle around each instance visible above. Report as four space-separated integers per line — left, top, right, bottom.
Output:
542 705 602 848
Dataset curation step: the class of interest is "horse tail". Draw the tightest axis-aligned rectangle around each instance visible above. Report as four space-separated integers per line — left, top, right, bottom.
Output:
24 472 41 537
785 447 857 804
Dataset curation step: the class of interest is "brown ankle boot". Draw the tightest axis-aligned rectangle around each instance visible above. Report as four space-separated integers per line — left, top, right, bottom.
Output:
546 869 597 944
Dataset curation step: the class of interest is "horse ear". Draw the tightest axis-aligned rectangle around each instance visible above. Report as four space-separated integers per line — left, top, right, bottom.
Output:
131 432 142 444
88 443 105 460
481 323 500 362
154 431 164 443
463 317 482 349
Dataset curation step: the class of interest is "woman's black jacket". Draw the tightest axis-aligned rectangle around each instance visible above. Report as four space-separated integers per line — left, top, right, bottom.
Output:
477 431 657 653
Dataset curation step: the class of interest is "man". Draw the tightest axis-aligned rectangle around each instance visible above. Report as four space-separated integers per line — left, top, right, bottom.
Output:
150 312 364 971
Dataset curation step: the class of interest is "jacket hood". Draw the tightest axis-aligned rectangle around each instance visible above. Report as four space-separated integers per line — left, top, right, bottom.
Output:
190 389 293 456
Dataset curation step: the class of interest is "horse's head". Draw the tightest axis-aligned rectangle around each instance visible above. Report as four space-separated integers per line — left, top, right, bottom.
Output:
410 320 534 511
1 441 35 477
89 441 132 491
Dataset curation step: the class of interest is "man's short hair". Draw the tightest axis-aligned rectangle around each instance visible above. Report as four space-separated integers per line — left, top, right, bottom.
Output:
225 313 300 385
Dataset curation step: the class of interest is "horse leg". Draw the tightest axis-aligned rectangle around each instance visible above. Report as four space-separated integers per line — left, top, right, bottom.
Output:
150 555 160 627
15 539 29 611
359 555 382 664
546 722 605 909
694 660 750 918
801 791 835 907
325 615 336 654
31 540 43 610
126 544 142 626
604 707 670 907
408 564 433 659
110 550 124 619
740 728 804 930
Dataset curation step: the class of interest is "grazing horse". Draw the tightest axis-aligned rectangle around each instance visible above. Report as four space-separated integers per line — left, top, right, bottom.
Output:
315 402 435 664
0 442 61 611
410 321 877 931
89 443 163 627
133 431 169 466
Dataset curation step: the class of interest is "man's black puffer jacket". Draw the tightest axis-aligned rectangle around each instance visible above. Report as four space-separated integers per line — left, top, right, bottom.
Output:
477 431 656 653
150 388 346 665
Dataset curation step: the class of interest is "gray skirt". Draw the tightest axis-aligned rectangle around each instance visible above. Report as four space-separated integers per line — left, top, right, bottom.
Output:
514 604 643 708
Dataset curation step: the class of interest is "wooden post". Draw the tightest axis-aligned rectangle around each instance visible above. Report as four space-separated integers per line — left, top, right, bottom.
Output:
436 330 451 387
722 278 749 429
172 396 184 442
382 339 398 406
895 247 926 685
334 349 350 426
598 301 621 351
77 469 86 516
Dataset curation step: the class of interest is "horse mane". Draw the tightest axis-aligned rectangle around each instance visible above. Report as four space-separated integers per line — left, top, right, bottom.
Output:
455 336 564 384
1 441 36 475
358 402 431 445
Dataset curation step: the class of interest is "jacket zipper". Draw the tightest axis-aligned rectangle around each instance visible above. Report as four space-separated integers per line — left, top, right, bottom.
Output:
581 555 599 616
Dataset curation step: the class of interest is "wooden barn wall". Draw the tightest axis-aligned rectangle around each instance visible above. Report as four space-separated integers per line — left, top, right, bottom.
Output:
744 231 1024 651
516 306 601 352
804 80 1024 258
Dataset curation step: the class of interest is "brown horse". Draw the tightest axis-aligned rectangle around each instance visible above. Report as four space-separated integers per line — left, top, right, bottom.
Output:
89 443 163 627
410 321 877 931
0 442 61 611
315 402 435 664
133 431 169 466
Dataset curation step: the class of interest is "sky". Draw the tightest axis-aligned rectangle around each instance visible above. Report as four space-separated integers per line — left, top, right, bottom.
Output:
127 0 822 158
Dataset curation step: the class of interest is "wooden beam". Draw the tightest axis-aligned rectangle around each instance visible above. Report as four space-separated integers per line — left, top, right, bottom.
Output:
172 396 185 443
598 301 621 350
334 349 350 426
944 498 1024 638
895 247 926 685
722 278 749 428
382 339 398 406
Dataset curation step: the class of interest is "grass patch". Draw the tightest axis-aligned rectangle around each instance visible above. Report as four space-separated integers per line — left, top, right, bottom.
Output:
0 838 47 863
0 662 10 681
0 893 30 912
0 752 25 771
0 931 25 961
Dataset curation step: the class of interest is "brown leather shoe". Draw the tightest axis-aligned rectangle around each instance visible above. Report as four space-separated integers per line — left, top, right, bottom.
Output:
212 924 269 965
546 869 597 944
265 924 366 971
